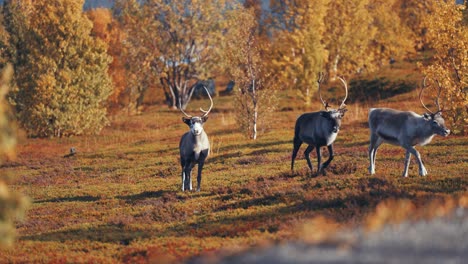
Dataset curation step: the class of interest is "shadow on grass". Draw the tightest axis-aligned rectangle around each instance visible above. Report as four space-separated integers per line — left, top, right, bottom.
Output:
219 140 291 154
116 190 213 204
405 177 467 193
164 191 414 238
347 78 416 103
116 190 172 203
21 224 150 245
35 195 100 203
216 193 289 211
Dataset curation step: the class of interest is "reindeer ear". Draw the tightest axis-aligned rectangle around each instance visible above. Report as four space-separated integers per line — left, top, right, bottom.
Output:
202 115 209 123
339 108 347 117
182 117 191 125
423 113 431 120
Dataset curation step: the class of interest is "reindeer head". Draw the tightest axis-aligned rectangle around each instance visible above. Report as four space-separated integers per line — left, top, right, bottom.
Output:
317 73 348 133
420 77 450 137
180 85 213 136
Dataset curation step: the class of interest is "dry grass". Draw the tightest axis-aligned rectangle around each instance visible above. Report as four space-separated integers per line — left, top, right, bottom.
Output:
1 65 467 263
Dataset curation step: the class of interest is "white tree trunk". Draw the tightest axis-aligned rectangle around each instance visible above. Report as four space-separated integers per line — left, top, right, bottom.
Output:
252 101 258 140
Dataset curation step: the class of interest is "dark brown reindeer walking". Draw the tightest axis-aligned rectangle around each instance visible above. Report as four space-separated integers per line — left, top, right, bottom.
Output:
179 86 213 191
368 77 450 177
291 74 348 176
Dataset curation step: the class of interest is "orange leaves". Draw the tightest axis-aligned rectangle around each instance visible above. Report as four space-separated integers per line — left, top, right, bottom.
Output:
87 8 127 112
420 0 468 134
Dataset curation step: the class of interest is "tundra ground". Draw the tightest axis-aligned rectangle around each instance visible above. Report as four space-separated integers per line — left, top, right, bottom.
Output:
1 80 467 263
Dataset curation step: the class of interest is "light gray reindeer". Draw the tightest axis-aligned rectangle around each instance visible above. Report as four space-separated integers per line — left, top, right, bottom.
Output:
368 77 450 177
179 86 213 191
291 74 348 176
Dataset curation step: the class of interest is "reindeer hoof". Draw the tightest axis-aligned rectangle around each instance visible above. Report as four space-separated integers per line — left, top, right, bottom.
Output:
419 167 428 176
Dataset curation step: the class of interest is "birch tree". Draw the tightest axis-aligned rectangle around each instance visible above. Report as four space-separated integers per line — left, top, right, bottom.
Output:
115 0 234 110
224 7 277 140
420 1 468 134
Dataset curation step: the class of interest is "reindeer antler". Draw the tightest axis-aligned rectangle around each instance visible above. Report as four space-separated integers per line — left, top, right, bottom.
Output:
420 76 434 114
419 76 444 114
317 72 329 110
179 98 192 118
434 79 443 113
337 76 348 109
199 85 213 117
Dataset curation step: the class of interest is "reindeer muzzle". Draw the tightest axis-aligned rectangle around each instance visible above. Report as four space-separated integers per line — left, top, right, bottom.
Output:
443 129 450 137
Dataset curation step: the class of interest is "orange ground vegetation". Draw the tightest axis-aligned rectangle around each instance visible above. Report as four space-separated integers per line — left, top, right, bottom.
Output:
0 67 466 263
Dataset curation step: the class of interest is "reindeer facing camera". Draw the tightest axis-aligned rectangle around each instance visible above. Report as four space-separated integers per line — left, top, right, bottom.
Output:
291 73 348 176
179 86 213 192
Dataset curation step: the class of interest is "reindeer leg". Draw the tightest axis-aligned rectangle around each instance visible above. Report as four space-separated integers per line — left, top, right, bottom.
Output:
291 137 302 171
181 160 186 191
316 147 323 176
403 150 412 177
373 138 383 171
304 145 315 174
181 170 186 191
369 136 383 175
321 145 334 175
184 164 193 191
197 161 204 192
189 163 195 191
368 133 378 174
406 146 427 176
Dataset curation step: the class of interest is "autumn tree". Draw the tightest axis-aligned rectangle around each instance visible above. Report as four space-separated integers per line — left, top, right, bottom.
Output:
420 1 468 134
269 0 329 106
3 0 112 137
368 0 415 64
115 0 234 110
87 8 127 113
398 0 436 50
323 0 377 79
113 0 154 113
224 7 277 140
0 64 28 246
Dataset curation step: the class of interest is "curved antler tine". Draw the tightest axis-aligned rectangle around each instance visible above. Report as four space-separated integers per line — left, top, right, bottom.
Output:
199 85 213 117
419 76 434 114
435 79 443 112
337 76 348 109
317 72 329 110
179 99 192 118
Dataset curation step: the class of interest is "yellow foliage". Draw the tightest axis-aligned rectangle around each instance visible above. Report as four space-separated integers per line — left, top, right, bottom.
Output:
420 1 468 134
269 0 329 106
0 64 29 247
87 8 128 112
